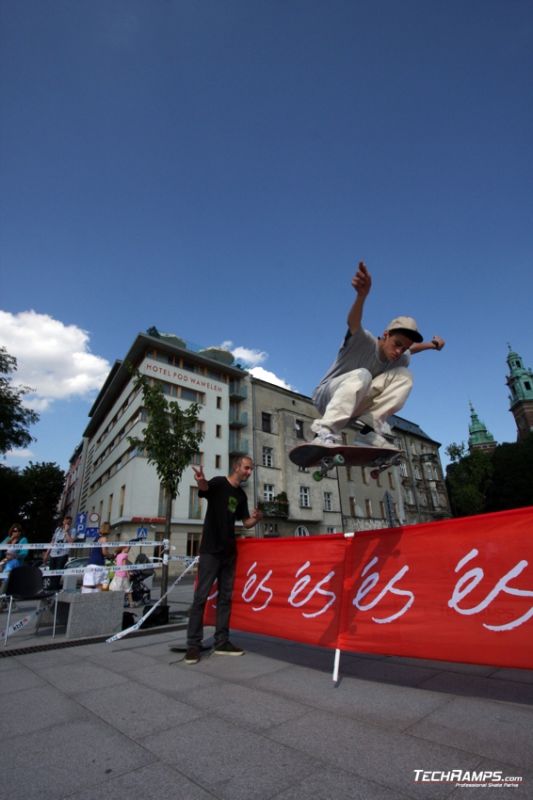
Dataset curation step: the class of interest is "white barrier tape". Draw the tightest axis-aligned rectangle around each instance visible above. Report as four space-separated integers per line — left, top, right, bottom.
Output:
1 556 196 580
106 556 199 643
0 603 49 640
0 540 167 551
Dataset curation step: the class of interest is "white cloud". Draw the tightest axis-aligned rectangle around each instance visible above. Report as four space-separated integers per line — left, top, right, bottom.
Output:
220 340 293 390
218 340 266 368
0 310 111 411
248 366 293 391
5 448 35 460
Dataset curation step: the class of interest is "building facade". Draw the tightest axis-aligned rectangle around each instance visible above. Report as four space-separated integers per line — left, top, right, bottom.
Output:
63 330 450 558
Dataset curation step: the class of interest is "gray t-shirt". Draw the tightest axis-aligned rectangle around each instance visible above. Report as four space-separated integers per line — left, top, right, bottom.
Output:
312 328 410 411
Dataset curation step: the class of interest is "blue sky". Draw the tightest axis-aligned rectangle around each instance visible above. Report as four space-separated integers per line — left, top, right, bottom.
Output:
1 0 532 472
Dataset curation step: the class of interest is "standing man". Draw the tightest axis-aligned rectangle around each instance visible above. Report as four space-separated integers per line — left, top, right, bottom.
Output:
311 261 445 448
42 515 74 590
184 455 263 665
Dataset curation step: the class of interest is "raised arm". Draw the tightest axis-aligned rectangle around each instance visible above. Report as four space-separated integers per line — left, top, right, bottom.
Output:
410 335 446 355
192 465 209 492
347 261 372 334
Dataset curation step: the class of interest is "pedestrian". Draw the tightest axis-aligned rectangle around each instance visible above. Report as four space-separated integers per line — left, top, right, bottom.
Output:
184 455 263 665
42 515 74 590
311 261 445 448
110 544 134 607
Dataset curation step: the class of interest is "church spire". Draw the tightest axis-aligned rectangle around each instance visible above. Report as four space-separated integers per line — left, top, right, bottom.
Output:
506 344 533 440
468 402 496 453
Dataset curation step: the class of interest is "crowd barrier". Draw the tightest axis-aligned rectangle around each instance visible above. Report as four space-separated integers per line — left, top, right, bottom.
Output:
205 507 533 671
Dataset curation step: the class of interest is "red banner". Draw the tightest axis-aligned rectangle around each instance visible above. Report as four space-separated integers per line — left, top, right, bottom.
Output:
205 507 533 669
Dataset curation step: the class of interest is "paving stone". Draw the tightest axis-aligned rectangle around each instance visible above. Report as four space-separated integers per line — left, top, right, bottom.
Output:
267 709 482 799
75 680 205 739
141 715 318 800
407 696 533 770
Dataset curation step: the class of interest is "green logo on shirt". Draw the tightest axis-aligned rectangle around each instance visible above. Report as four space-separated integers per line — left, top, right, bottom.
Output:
228 496 238 513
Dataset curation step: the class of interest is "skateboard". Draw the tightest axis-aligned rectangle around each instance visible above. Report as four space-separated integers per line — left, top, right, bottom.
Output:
289 443 402 481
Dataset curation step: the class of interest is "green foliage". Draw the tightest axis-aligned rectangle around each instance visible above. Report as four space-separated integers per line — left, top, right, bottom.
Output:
485 434 533 512
446 435 533 517
0 461 64 540
0 347 39 455
128 371 204 498
445 442 466 463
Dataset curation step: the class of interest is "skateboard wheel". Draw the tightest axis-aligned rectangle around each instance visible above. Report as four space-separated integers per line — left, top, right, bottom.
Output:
312 471 323 482
333 454 345 465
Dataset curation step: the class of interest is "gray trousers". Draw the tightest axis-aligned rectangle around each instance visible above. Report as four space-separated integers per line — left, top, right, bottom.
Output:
187 552 236 647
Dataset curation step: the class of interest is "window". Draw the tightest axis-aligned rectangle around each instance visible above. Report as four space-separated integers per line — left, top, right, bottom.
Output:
349 496 357 517
326 527 336 534
187 532 201 557
299 486 311 508
263 484 275 502
189 487 202 519
388 472 395 489
216 424 222 438
119 485 125 517
158 485 174 517
361 467 369 485
399 461 408 477
107 494 113 522
323 491 332 511
261 412 272 433
262 446 273 467
295 419 304 439
215 455 222 469
365 498 373 517
295 526 310 537
217 396 222 409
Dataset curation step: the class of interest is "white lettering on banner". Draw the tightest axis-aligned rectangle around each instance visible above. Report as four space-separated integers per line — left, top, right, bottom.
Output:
287 561 336 618
449 548 533 631
242 562 273 611
353 556 415 623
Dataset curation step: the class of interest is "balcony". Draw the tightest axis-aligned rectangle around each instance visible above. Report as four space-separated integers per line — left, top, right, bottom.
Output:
229 381 248 400
229 411 248 428
229 433 249 454
258 498 289 519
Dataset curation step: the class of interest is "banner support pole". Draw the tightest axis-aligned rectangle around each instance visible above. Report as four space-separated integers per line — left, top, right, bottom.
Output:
332 648 341 686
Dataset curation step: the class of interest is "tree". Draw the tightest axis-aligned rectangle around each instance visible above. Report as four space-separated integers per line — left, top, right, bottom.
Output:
0 464 26 534
128 371 204 603
20 461 65 540
445 449 493 517
0 347 39 455
485 434 533 512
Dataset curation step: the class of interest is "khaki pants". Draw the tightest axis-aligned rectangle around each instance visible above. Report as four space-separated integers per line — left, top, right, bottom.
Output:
311 366 413 435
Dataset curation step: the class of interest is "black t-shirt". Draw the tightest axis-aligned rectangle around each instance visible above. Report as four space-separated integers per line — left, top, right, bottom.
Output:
199 476 250 555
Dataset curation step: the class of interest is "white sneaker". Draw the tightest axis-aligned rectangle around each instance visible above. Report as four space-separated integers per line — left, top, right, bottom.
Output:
311 428 341 447
353 430 397 450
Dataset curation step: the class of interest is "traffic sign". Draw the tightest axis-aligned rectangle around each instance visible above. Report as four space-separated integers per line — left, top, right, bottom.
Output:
136 527 148 539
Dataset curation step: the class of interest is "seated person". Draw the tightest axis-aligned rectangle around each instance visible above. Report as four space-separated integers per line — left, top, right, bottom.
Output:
1 524 29 562
0 550 22 602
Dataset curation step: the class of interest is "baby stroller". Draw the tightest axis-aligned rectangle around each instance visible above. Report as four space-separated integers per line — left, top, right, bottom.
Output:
130 554 154 606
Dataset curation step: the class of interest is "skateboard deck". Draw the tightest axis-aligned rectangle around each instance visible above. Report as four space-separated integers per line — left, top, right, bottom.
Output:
289 443 402 481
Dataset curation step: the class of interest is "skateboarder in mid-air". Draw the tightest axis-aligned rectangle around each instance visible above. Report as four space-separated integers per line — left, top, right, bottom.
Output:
311 261 445 450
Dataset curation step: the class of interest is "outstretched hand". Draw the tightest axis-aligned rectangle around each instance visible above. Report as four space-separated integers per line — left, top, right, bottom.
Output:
192 465 207 487
351 261 372 298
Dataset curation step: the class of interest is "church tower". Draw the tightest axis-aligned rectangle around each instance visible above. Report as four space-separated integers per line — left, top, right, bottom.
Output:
506 345 533 441
468 402 496 453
